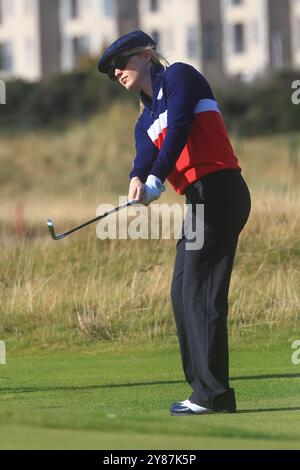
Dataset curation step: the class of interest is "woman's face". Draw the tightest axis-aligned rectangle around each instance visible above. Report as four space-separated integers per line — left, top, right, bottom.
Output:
112 51 152 91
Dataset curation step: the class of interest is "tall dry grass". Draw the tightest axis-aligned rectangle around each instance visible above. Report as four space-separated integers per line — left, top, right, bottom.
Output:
0 190 299 349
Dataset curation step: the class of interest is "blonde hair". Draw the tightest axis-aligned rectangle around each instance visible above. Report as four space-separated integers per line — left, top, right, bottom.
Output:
119 46 169 114
140 47 169 114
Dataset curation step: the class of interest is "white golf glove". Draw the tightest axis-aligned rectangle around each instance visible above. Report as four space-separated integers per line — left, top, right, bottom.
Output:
142 175 165 205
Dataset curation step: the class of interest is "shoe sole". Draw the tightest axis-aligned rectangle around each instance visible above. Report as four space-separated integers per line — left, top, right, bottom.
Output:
170 409 236 416
170 410 214 416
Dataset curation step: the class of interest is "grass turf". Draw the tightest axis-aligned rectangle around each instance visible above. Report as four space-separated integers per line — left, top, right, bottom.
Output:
0 331 300 450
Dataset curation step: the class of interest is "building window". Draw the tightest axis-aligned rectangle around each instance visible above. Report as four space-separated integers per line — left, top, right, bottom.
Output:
233 23 245 53
0 42 13 72
70 0 79 19
187 26 199 59
101 0 114 17
203 22 217 60
73 35 90 60
150 0 158 12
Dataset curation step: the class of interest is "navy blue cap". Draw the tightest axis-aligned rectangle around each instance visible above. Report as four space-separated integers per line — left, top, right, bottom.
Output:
97 30 156 73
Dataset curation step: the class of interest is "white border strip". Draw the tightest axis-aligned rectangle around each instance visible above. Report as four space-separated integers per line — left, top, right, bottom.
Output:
147 110 168 143
147 99 220 143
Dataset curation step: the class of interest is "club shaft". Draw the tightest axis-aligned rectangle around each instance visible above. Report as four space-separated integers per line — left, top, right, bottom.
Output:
60 203 128 237
49 200 136 240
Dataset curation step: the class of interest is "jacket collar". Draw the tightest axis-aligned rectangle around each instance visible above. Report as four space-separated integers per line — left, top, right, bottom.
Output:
140 63 165 113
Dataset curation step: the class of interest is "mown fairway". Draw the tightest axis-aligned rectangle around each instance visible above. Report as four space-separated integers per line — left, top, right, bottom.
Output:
0 331 300 450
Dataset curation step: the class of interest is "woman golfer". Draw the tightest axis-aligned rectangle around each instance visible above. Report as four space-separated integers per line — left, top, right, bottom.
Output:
98 31 251 415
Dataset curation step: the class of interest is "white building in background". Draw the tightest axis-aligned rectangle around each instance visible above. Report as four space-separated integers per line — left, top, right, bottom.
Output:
138 0 201 70
60 0 138 72
59 0 117 72
0 0 60 81
0 0 138 80
222 0 300 81
137 0 297 83
227 0 300 78
0 0 299 83
221 0 270 81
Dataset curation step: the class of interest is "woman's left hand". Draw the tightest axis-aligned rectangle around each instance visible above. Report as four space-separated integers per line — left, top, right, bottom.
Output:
141 175 165 206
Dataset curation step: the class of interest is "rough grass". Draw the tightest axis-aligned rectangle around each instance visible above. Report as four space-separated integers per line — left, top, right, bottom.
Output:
0 202 300 351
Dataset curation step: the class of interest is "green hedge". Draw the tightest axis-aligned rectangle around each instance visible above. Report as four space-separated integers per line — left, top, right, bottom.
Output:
216 70 300 136
0 67 299 136
0 67 136 132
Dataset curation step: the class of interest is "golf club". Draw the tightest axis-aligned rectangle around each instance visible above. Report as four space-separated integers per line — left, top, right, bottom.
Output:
47 199 138 241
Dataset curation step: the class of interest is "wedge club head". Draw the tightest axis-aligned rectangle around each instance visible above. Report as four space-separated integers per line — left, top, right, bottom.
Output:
47 219 66 240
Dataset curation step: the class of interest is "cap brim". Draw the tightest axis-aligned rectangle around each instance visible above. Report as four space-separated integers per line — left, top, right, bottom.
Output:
97 46 134 73
97 55 115 73
98 44 157 74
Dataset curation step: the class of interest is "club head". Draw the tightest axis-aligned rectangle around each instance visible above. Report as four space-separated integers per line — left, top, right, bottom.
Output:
47 219 57 240
47 219 65 241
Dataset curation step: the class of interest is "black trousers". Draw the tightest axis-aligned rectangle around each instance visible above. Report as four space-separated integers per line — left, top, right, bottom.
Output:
171 169 251 411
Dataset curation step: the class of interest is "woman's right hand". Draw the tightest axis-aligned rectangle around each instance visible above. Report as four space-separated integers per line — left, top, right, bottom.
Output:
128 176 144 203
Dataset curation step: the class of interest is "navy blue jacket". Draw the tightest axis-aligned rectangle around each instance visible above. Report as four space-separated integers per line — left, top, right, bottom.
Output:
130 63 240 195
